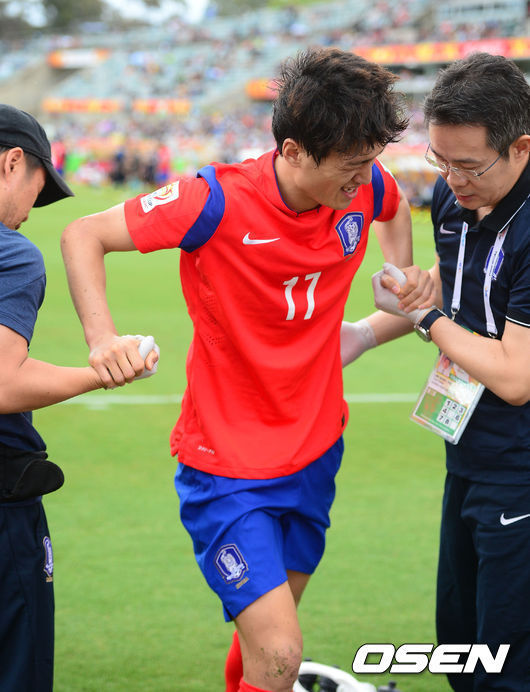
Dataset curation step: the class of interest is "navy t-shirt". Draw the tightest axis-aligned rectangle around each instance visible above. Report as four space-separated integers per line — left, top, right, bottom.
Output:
0 223 46 451
431 162 530 485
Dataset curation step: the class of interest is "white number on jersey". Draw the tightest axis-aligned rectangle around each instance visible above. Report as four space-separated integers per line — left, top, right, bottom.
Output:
283 272 321 321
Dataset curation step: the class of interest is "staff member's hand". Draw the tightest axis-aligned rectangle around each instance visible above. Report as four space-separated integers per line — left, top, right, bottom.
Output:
379 263 436 313
372 263 436 325
88 334 160 388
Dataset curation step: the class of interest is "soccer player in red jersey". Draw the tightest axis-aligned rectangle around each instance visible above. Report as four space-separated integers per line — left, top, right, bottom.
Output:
61 47 432 692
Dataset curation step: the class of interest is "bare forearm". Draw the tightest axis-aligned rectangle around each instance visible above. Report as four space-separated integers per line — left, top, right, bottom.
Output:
61 219 118 348
372 190 413 267
0 358 101 413
365 310 414 345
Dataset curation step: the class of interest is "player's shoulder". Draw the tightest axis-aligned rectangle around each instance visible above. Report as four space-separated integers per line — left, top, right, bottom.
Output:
209 150 273 187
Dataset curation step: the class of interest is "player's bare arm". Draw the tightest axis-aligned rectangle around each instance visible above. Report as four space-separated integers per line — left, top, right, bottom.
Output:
0 324 102 413
372 183 412 266
372 183 435 309
340 257 439 367
61 204 158 387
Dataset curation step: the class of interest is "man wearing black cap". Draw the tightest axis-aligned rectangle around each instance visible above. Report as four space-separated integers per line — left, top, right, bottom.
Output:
0 104 159 692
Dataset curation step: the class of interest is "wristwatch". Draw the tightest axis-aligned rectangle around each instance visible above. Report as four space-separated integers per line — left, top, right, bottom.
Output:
414 308 446 342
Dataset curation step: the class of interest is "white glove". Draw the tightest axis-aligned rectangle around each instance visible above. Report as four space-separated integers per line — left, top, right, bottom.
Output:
340 319 377 367
123 334 160 380
372 262 433 325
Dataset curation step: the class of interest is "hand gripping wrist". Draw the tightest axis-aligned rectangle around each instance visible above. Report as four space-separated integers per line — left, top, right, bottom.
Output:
123 334 160 379
372 263 436 325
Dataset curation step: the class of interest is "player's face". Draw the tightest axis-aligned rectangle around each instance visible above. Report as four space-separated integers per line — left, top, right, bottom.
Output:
428 124 521 213
294 145 385 211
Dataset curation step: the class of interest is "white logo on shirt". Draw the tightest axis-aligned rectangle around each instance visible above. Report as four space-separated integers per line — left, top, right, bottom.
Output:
140 181 180 213
242 233 280 245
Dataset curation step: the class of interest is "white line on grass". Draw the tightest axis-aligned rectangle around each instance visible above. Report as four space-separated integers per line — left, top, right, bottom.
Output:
60 392 418 411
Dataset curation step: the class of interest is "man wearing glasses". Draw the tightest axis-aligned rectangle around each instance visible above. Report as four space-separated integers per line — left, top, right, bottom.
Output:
342 52 530 691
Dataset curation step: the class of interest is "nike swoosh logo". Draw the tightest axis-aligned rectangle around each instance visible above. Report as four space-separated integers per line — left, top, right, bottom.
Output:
242 233 280 245
439 224 456 234
500 512 530 526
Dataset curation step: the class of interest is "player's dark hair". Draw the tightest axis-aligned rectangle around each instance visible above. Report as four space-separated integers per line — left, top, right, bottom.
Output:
423 52 530 157
0 145 42 172
271 46 409 163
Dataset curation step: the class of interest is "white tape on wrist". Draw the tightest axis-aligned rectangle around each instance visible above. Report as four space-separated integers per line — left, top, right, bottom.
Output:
123 334 160 379
340 319 377 367
373 263 431 325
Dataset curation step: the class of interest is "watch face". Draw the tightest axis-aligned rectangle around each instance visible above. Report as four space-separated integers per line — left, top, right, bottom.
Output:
414 324 432 342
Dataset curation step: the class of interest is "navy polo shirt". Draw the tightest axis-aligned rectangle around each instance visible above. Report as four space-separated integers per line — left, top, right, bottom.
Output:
431 162 530 485
0 223 46 452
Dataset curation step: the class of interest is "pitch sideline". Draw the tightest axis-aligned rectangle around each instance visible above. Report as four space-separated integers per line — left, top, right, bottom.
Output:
59 392 418 410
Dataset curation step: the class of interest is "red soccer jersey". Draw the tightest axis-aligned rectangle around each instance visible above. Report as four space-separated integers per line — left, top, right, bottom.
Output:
124 150 400 479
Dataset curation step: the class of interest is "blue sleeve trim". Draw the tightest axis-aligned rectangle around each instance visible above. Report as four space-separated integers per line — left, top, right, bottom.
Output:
179 165 226 252
371 163 384 220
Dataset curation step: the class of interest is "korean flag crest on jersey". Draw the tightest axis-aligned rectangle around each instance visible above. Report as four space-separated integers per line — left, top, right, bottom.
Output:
336 213 364 256
215 544 248 584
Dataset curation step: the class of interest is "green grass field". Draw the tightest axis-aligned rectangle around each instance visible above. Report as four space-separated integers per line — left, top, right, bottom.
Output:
23 186 451 691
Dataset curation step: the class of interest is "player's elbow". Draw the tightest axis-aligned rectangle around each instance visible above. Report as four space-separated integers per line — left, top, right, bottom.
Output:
62 217 83 257
62 216 90 249
61 216 105 261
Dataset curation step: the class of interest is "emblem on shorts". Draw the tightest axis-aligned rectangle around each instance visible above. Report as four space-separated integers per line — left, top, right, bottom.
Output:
335 213 363 256
140 181 180 213
43 536 53 582
214 544 248 583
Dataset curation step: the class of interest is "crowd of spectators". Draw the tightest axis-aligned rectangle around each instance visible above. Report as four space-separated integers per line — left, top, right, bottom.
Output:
2 0 527 207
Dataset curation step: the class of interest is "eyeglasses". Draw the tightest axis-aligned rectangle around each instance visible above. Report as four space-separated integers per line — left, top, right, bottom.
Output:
424 144 502 181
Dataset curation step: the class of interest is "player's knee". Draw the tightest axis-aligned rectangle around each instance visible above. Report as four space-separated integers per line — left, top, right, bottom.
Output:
263 635 303 689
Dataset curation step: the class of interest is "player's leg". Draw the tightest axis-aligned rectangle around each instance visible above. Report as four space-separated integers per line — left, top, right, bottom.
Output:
436 473 476 692
236 580 304 692
176 465 296 691
226 572 310 692
176 439 343 692
286 570 311 607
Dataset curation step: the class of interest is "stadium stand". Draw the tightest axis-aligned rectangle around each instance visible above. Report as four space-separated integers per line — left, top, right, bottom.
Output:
0 0 528 204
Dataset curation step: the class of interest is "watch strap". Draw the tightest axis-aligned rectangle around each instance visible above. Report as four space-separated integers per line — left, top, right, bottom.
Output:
414 307 446 342
418 307 445 331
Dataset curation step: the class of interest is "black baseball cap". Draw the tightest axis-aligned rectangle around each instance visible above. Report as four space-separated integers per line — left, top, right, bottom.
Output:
0 103 74 207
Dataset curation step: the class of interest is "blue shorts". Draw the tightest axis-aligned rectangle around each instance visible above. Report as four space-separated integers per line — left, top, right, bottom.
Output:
174 437 344 621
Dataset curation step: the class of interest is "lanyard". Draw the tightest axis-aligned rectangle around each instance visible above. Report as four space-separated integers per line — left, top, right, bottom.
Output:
450 222 508 338
449 194 530 337
450 222 469 320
